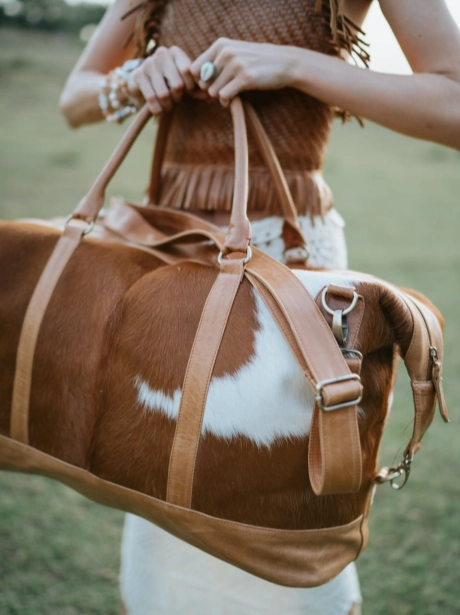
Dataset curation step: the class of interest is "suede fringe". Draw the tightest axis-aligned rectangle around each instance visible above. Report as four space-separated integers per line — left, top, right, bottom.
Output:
155 164 333 221
315 0 370 67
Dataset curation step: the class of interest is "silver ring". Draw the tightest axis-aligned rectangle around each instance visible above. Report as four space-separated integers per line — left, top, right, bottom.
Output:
200 61 217 83
321 287 358 316
217 245 252 266
65 214 95 236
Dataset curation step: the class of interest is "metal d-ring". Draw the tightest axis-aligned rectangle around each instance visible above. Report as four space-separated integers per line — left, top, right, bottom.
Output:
341 348 363 362
321 287 359 346
65 214 95 236
217 245 252 265
321 287 359 317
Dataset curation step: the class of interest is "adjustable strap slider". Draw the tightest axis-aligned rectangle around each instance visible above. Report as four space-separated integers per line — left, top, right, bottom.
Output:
315 373 363 412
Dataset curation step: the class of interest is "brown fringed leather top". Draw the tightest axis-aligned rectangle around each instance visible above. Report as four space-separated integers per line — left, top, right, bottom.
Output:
131 0 369 217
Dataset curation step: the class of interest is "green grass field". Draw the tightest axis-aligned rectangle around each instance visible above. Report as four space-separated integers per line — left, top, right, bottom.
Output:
0 28 459 615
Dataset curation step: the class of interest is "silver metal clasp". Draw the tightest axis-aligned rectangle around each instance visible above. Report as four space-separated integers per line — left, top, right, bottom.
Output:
65 214 95 236
341 348 363 362
217 245 252 265
315 373 363 412
321 287 359 345
375 454 412 490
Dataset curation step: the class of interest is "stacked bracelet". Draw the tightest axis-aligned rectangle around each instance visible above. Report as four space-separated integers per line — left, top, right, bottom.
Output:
99 58 144 123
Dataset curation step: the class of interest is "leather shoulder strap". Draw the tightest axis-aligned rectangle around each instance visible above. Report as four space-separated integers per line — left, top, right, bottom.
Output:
245 253 363 495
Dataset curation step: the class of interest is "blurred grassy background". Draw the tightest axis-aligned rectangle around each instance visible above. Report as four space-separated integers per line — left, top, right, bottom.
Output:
0 28 459 615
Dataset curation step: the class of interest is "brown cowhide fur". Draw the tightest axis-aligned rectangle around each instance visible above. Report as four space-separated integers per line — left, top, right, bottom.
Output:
0 220 437 531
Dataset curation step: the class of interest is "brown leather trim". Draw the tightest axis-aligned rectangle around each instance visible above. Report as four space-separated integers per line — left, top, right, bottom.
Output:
308 401 362 495
10 222 85 444
396 292 447 459
166 258 245 507
0 433 367 588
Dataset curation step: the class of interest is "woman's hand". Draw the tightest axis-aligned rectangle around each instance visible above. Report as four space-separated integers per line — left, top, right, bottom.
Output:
127 46 210 115
190 38 295 107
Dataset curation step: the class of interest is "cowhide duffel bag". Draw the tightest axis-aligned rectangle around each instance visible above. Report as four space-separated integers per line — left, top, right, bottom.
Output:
0 98 449 587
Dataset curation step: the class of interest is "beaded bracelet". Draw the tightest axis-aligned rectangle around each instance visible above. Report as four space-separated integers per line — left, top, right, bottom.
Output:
99 58 144 124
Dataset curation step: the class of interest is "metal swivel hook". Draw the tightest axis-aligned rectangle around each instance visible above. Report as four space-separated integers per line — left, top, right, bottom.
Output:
321 287 359 345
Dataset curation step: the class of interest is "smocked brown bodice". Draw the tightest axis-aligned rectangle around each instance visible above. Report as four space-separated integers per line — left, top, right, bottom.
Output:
148 0 348 216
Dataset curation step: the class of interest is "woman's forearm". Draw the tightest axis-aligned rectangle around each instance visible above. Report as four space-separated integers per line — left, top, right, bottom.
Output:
59 0 141 128
59 71 105 128
192 32 460 150
290 47 460 149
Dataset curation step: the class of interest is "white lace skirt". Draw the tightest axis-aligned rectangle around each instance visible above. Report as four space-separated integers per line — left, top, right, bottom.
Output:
120 209 362 615
249 209 348 268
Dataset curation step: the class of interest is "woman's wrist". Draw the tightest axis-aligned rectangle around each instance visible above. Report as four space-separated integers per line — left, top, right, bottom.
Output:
99 59 145 123
288 46 357 109
125 65 144 99
288 47 323 94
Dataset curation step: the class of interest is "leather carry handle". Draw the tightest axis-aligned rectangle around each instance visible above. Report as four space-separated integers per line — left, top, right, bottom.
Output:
73 105 152 224
72 98 252 256
73 97 308 259
243 102 307 258
148 100 308 259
